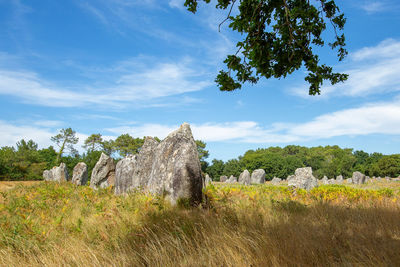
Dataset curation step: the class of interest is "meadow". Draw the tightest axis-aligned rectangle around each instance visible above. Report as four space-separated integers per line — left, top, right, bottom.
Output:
0 180 399 266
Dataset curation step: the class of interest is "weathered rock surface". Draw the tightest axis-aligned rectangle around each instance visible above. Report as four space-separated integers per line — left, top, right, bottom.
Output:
251 169 265 184
72 162 88 185
115 155 137 195
43 163 69 182
352 171 366 184
220 176 228 182
336 175 344 184
288 167 318 190
321 176 329 185
238 170 251 185
226 175 237 183
114 123 203 206
90 153 116 189
346 178 353 184
271 177 282 185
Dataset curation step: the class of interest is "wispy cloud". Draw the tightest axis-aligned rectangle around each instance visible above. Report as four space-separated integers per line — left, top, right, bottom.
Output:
290 39 400 98
168 0 185 10
0 57 211 108
361 1 386 14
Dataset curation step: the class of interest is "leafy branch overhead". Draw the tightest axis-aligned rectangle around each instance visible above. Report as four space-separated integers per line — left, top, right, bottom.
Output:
185 0 348 95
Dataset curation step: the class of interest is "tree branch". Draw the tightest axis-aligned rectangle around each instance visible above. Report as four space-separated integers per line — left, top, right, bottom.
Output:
218 0 236 32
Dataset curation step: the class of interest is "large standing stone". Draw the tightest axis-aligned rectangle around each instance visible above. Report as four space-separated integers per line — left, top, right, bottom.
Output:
115 137 160 194
346 178 353 184
72 162 88 185
288 167 318 190
43 163 69 182
238 170 251 185
251 169 265 184
271 177 282 185
220 176 228 182
114 123 203 205
145 123 203 205
90 153 116 189
352 171 366 184
336 175 344 184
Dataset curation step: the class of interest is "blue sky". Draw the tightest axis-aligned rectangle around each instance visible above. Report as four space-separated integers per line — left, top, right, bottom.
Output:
1 0 400 161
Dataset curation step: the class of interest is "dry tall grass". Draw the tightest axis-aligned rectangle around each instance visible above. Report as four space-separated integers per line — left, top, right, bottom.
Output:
0 181 399 266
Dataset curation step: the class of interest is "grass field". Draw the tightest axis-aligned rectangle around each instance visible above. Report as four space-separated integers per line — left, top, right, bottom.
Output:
0 180 399 266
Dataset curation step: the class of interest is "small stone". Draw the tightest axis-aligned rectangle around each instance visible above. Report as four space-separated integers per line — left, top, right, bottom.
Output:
271 177 282 185
43 163 69 182
328 178 336 185
238 170 251 185
226 175 237 183
288 167 318 190
204 174 212 186
251 169 265 184
220 175 228 182
352 171 366 184
72 162 88 185
90 153 116 189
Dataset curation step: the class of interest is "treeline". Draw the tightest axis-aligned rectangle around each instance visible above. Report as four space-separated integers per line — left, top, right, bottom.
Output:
205 145 400 181
0 128 209 181
1 128 399 181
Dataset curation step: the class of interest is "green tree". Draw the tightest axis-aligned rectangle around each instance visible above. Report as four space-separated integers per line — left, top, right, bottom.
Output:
82 150 103 179
223 158 243 177
83 134 103 152
206 159 225 181
38 146 58 169
113 134 144 157
51 128 79 164
101 139 115 156
195 140 209 173
370 155 400 178
185 0 348 94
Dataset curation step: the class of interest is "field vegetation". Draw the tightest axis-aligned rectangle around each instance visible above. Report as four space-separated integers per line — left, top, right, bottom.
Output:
1 180 399 266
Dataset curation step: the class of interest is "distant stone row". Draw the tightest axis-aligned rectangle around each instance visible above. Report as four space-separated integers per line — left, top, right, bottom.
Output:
207 168 400 190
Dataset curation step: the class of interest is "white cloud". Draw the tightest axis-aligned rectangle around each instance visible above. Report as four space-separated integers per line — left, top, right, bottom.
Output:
361 2 386 14
287 99 400 139
0 57 211 108
290 39 400 98
107 97 400 143
352 39 400 61
0 120 55 149
169 0 185 10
